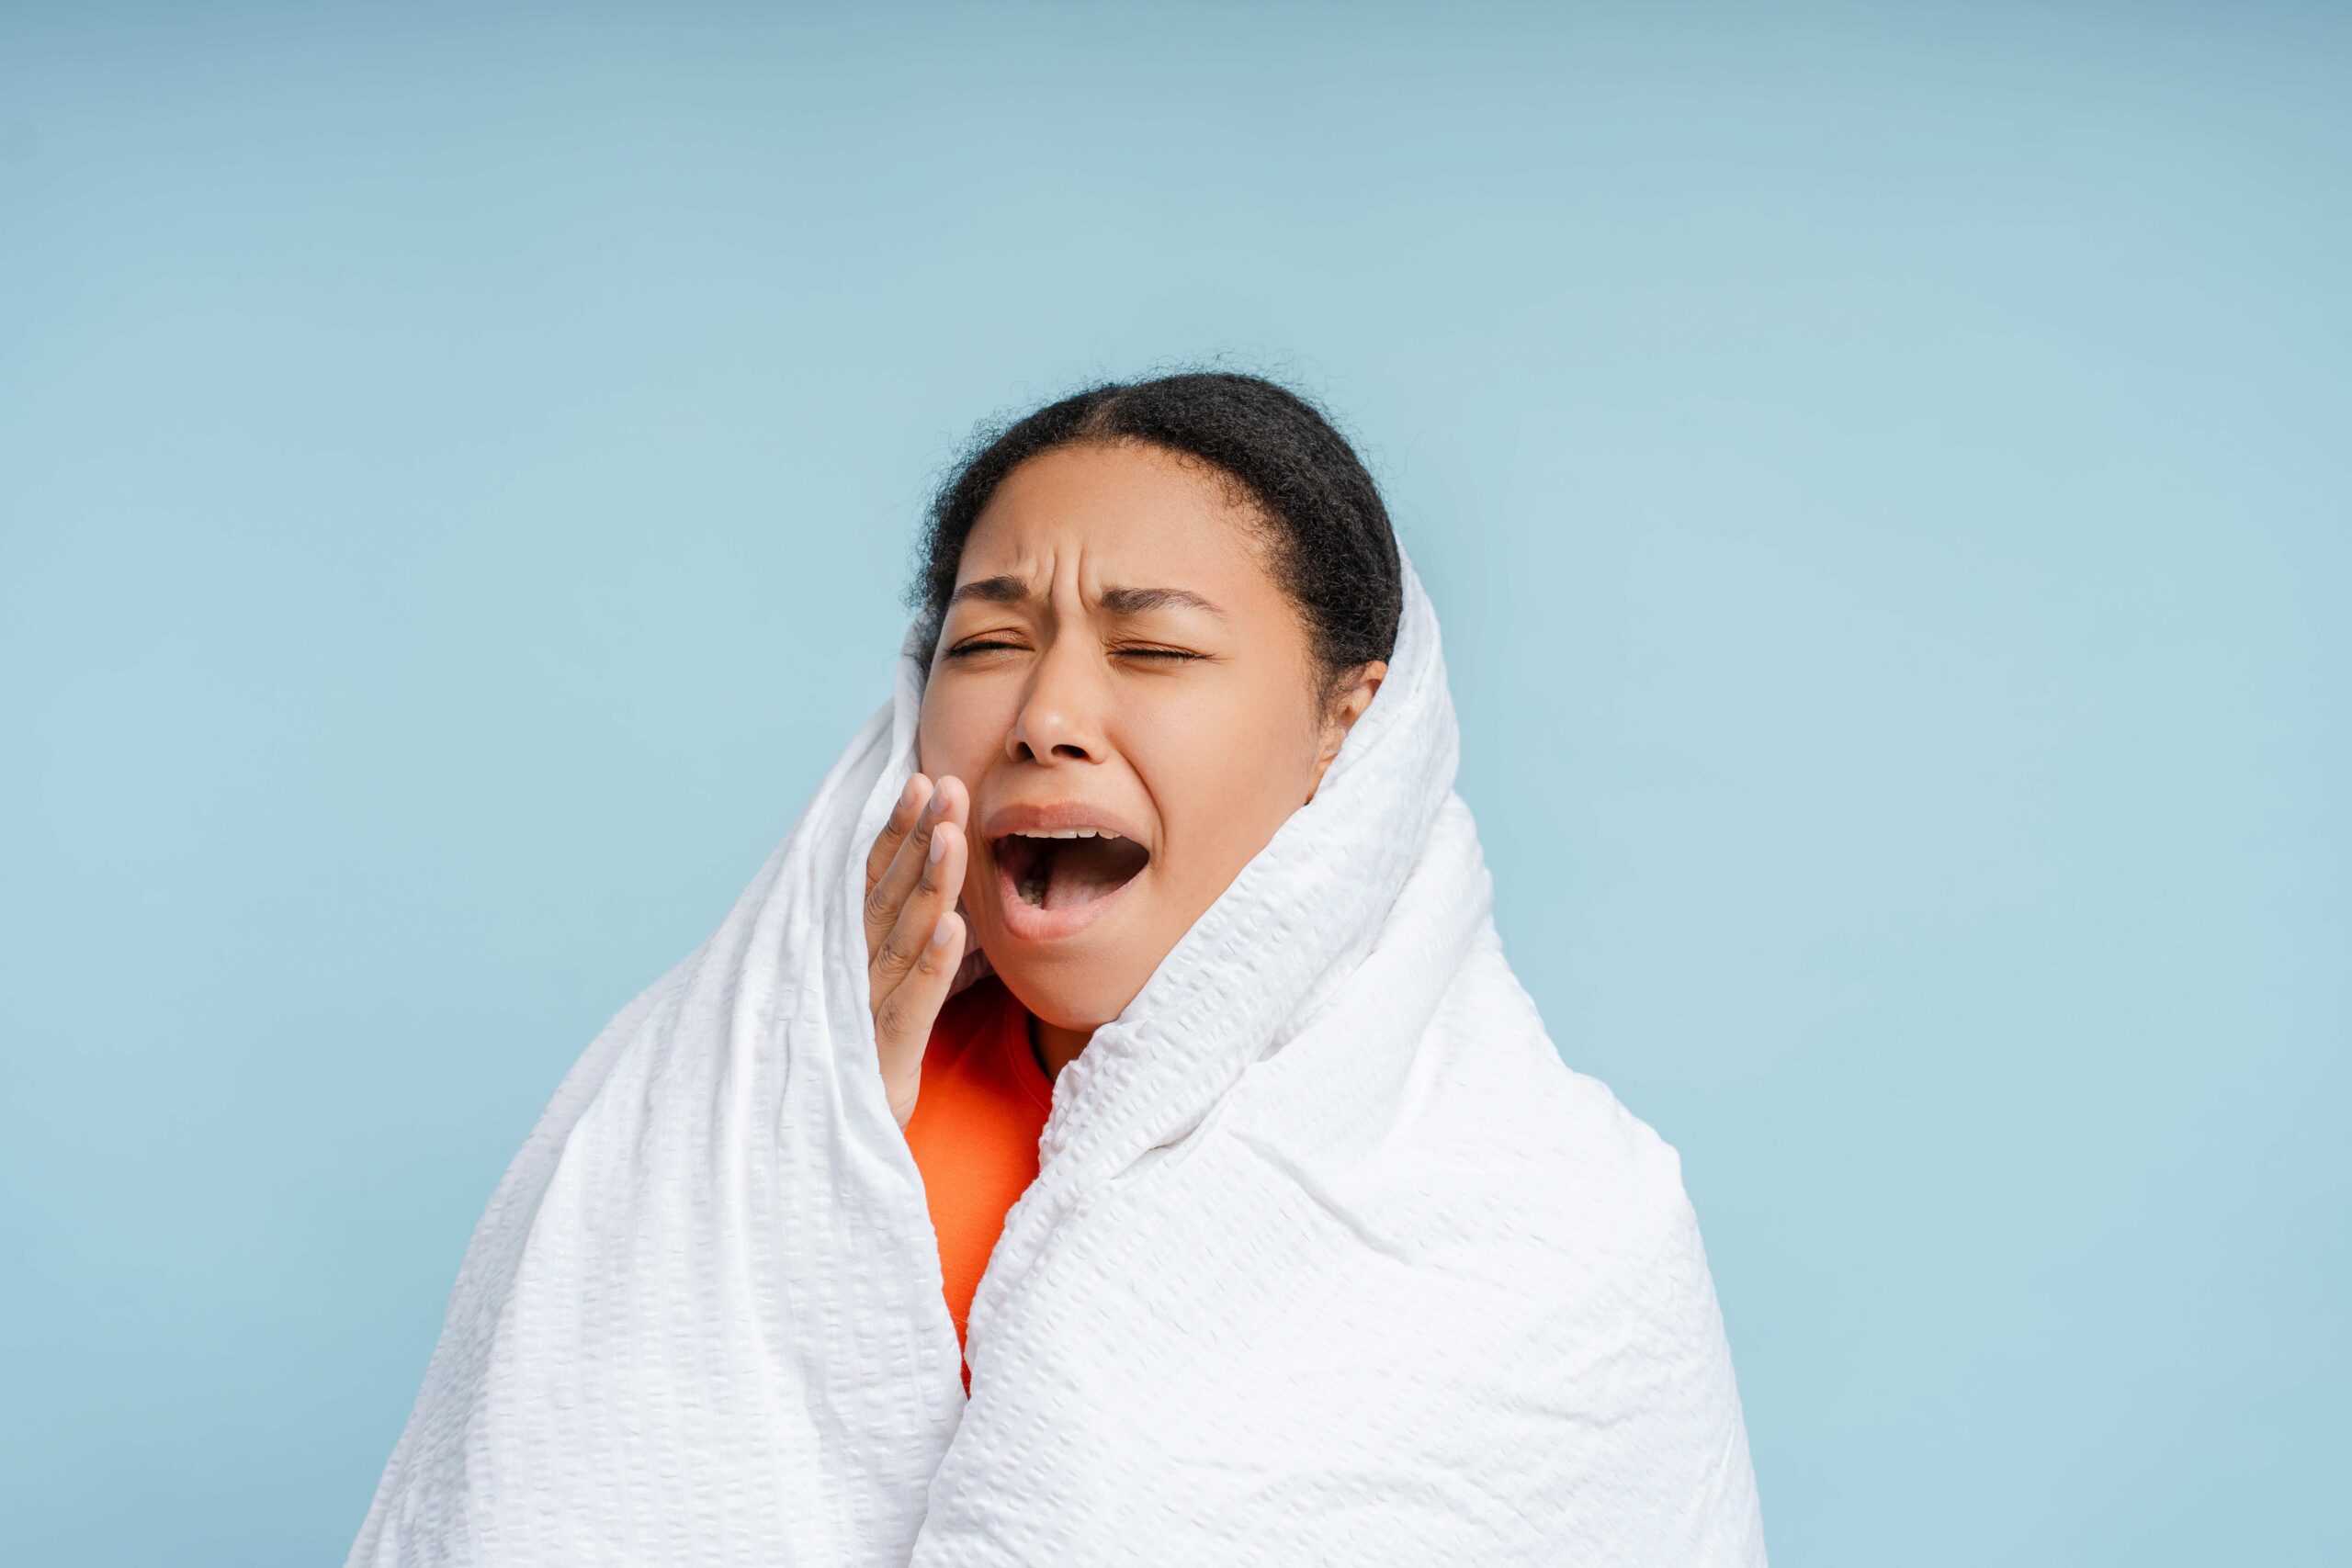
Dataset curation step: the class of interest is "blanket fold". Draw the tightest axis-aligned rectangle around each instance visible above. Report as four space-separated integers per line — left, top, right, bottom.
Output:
347 551 1768 1566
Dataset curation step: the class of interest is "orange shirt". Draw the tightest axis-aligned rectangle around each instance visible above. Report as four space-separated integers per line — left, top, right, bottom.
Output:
899 974 1054 1393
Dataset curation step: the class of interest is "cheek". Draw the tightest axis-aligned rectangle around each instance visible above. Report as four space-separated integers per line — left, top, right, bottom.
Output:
915 682 1002 783
1127 681 1321 893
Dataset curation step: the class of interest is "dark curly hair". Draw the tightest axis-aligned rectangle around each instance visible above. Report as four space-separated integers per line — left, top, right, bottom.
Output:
910 370 1403 706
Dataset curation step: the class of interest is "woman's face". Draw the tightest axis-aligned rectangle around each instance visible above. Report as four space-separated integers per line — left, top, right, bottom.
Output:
917 440 1381 1034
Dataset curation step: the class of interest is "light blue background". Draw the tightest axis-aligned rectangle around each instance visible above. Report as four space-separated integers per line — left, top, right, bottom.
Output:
4 4 2344 1563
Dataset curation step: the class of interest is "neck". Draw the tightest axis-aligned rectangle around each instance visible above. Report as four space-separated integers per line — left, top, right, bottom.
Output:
1027 1014 1093 1084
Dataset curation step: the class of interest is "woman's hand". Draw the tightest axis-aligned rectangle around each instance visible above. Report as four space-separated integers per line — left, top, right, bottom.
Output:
864 772 970 1128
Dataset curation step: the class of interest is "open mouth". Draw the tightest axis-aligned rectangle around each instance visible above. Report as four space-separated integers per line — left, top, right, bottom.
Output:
992 828 1150 914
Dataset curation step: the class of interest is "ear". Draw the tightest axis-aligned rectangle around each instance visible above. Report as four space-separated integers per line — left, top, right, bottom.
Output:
1307 660 1387 797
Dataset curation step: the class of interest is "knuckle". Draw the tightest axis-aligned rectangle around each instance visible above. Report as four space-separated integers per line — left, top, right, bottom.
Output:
874 987 915 1045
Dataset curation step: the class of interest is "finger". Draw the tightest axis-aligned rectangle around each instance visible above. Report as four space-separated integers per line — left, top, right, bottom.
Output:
865 774 967 938
865 773 932 901
876 908 966 1115
865 775 950 956
872 814 966 996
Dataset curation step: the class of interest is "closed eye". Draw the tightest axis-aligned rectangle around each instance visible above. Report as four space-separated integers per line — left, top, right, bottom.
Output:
943 639 1204 662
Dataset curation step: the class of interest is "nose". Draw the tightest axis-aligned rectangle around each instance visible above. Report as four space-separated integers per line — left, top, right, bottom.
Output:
1006 636 1107 766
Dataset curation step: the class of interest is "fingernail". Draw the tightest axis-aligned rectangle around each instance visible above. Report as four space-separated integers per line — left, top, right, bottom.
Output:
928 823 952 863
930 913 955 946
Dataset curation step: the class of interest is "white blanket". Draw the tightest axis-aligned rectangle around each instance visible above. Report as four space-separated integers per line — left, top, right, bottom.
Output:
347 553 1768 1565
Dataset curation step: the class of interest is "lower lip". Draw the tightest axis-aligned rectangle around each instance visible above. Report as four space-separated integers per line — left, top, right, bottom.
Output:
991 846 1143 943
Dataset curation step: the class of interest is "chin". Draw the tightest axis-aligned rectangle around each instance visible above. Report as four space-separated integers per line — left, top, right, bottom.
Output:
979 938 1148 1037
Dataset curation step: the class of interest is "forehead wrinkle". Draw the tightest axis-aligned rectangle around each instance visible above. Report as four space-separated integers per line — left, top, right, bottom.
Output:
948 537 1225 624
948 574 1225 623
944 551 1070 614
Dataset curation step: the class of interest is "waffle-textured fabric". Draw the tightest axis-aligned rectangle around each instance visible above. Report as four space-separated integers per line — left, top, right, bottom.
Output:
345 551 1769 1566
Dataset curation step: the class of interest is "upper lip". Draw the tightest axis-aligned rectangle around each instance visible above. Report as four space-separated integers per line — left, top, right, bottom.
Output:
981 800 1149 847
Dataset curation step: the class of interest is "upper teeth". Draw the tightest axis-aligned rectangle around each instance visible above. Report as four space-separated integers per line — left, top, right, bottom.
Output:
1011 828 1119 840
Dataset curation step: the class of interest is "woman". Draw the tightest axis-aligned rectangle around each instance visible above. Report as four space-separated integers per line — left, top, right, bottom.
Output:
347 373 1767 1565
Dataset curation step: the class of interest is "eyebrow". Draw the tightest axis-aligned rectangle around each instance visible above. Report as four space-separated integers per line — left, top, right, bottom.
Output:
946 575 1227 618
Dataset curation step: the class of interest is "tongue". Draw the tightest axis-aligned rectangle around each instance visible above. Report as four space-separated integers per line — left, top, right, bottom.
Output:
1036 836 1148 910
